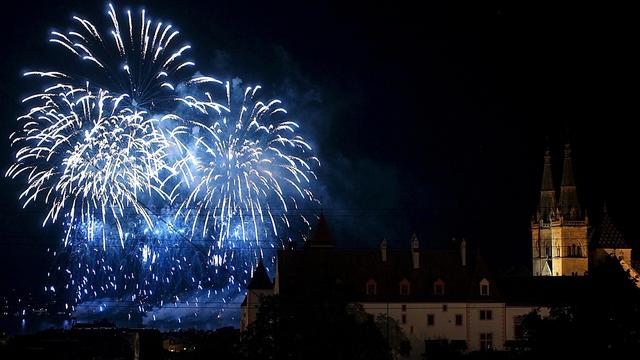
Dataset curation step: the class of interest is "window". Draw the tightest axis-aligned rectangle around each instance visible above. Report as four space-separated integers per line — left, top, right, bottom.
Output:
402 314 407 324
480 333 493 351
480 278 490 296
400 284 409 295
402 304 407 312
366 284 376 295
480 310 492 320
571 244 576 257
434 279 445 296
427 314 434 326
442 304 448 312
455 314 463 326
366 278 377 295
577 246 582 257
399 279 410 296
514 316 525 340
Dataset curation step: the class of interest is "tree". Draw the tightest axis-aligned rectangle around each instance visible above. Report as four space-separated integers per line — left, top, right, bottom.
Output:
236 295 396 360
520 256 640 358
373 313 411 359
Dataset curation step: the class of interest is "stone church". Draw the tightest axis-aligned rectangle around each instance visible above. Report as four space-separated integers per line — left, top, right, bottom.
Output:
531 144 637 278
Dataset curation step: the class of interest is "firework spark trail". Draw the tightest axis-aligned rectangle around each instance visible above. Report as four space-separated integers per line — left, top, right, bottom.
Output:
174 78 320 248
35 3 193 110
6 86 172 248
8 3 321 322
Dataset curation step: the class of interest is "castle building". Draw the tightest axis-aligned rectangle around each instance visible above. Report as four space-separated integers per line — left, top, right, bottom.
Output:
241 144 639 358
241 215 547 357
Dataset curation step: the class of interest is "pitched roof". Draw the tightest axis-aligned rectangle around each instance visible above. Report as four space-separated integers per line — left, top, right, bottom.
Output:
247 259 273 290
276 247 501 303
591 205 630 249
305 212 334 248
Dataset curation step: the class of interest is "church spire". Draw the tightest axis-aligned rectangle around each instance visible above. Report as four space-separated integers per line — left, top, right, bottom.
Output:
538 148 556 221
559 143 581 219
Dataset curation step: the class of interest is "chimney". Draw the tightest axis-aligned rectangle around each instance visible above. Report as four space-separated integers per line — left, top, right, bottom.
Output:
411 234 419 269
460 238 467 267
380 239 388 262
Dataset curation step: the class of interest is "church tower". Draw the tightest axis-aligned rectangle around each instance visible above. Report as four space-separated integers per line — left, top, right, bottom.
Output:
531 144 589 276
531 149 556 276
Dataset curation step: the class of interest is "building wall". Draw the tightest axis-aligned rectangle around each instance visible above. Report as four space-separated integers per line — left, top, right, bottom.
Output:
551 223 588 276
362 302 507 358
531 224 541 276
532 225 553 276
534 222 588 276
466 302 505 351
241 288 273 331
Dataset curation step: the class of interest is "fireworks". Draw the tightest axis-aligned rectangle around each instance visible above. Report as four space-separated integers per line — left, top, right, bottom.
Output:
175 80 319 247
7 85 172 248
7 3 320 325
29 3 193 110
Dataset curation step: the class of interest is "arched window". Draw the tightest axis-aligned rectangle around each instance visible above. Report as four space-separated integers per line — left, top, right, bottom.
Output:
571 244 576 257
366 278 377 295
577 246 582 257
433 279 445 296
480 278 490 296
399 278 411 296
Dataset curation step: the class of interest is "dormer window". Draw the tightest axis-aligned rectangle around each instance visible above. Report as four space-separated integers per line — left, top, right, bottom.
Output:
480 278 490 296
433 279 445 296
366 278 377 295
399 278 411 296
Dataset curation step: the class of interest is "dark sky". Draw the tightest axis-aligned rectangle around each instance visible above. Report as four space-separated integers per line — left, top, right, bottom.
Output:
0 0 638 294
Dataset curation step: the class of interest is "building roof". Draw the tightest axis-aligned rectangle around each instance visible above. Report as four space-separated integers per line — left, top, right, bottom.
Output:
591 205 630 249
247 259 273 290
276 246 501 303
305 212 334 249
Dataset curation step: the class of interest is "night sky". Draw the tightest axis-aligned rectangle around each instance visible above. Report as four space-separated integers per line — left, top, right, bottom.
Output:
0 0 638 297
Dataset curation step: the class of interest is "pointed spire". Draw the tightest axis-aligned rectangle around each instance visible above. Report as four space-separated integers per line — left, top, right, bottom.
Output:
248 258 273 290
559 143 582 219
541 149 555 191
538 148 556 221
306 212 334 249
